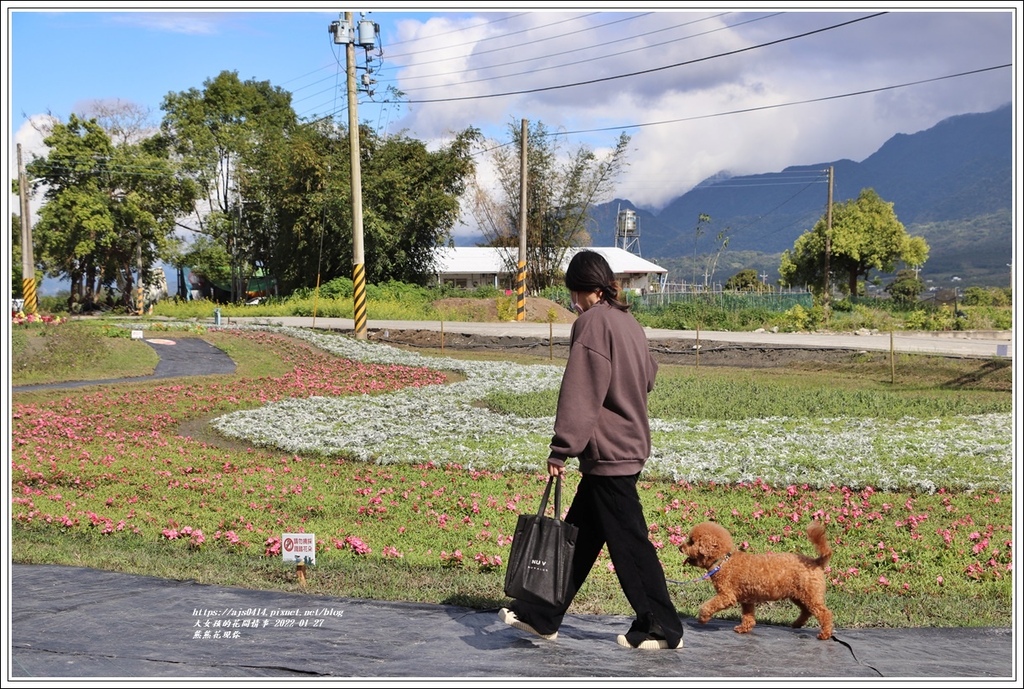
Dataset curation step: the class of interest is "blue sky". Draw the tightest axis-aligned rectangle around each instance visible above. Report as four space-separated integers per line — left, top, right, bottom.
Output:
4 4 1019 276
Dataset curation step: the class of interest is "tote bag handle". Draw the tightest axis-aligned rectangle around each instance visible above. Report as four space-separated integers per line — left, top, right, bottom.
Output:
537 475 563 522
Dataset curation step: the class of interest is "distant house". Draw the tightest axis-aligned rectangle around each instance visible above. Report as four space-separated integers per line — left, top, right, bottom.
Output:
433 246 668 293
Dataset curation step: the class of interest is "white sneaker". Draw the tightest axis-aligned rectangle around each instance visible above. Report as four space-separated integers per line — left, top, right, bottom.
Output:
498 607 558 640
616 632 683 650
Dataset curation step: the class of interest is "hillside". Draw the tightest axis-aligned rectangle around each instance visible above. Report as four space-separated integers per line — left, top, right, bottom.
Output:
587 104 1012 288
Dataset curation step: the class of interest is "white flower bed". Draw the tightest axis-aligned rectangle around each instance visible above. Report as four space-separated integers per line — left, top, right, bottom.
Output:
210 326 1013 492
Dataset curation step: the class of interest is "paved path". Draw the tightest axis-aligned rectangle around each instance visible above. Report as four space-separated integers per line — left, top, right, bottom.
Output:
11 337 236 393
8 564 1015 681
226 315 1015 359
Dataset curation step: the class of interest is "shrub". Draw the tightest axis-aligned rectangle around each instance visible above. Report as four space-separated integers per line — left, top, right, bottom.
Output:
962 286 1011 308
777 304 815 332
495 295 517 321
885 270 926 305
539 285 571 309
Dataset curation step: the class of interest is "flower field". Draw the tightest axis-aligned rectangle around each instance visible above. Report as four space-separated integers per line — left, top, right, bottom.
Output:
9 324 1014 627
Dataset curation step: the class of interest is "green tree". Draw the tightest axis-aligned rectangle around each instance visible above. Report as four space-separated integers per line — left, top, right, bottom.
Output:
961 285 1011 307
160 70 297 301
471 120 630 291
779 188 929 298
26 113 189 311
236 119 480 293
179 235 232 289
360 127 480 285
884 269 925 305
724 268 761 292
247 118 346 294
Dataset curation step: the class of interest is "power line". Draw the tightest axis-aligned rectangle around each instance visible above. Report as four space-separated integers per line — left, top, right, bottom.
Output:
386 12 765 93
710 174 829 244
383 11 602 60
387 12 649 73
383 11 529 50
299 12 888 130
391 12 887 104
458 63 1008 159
555 65 1010 139
294 11 712 119
288 11 609 103
47 61 1005 178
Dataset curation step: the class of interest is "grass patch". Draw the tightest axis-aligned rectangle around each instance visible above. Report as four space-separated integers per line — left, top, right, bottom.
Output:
483 363 1011 421
11 319 159 385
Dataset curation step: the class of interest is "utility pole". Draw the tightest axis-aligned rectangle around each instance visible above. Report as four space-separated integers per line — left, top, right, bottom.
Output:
823 165 834 319
346 12 366 339
17 144 38 314
516 119 528 322
135 238 144 315
331 13 378 339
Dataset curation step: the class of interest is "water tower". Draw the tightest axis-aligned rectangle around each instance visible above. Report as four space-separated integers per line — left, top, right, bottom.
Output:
615 205 641 255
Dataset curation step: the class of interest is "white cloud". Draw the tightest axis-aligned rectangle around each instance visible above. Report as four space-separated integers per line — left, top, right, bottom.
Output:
106 11 229 36
383 10 1013 212
8 116 55 219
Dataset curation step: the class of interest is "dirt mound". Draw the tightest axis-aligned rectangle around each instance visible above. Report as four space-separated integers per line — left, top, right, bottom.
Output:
432 296 577 324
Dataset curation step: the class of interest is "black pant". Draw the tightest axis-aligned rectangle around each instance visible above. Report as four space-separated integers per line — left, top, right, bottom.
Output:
510 472 683 645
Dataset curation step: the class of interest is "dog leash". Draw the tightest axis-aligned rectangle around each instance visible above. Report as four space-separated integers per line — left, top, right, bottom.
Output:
666 552 731 587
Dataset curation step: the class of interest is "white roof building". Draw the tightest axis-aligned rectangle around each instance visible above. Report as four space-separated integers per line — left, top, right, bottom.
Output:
433 246 667 293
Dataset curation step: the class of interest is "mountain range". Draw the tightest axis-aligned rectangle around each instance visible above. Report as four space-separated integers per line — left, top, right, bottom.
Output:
587 103 1013 289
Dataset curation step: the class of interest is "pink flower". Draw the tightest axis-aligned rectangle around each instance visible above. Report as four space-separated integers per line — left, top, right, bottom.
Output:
440 550 464 567
936 576 944 585
344 535 371 555
878 576 890 586
474 552 502 571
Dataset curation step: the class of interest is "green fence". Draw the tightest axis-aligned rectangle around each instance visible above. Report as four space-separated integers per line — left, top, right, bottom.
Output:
633 290 814 313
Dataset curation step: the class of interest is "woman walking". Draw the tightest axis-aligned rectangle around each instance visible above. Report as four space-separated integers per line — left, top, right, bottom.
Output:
499 250 683 650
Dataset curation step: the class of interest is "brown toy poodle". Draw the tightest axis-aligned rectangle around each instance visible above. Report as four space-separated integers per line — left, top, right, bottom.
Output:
681 521 834 640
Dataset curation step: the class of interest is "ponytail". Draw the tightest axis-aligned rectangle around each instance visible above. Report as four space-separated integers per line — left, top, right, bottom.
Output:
565 251 630 312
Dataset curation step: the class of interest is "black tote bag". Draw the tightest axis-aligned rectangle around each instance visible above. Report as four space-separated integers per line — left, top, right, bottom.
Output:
503 475 578 608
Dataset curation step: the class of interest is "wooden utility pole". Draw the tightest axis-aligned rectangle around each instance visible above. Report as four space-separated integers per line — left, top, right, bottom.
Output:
516 119 528 322
346 11 367 339
17 144 38 314
135 239 145 315
823 165 834 319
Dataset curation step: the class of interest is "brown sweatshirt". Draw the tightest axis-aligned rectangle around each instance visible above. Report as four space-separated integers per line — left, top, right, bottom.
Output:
547 301 657 476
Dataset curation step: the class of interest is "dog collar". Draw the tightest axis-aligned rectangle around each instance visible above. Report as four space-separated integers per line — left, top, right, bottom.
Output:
665 551 734 588
704 551 732 579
